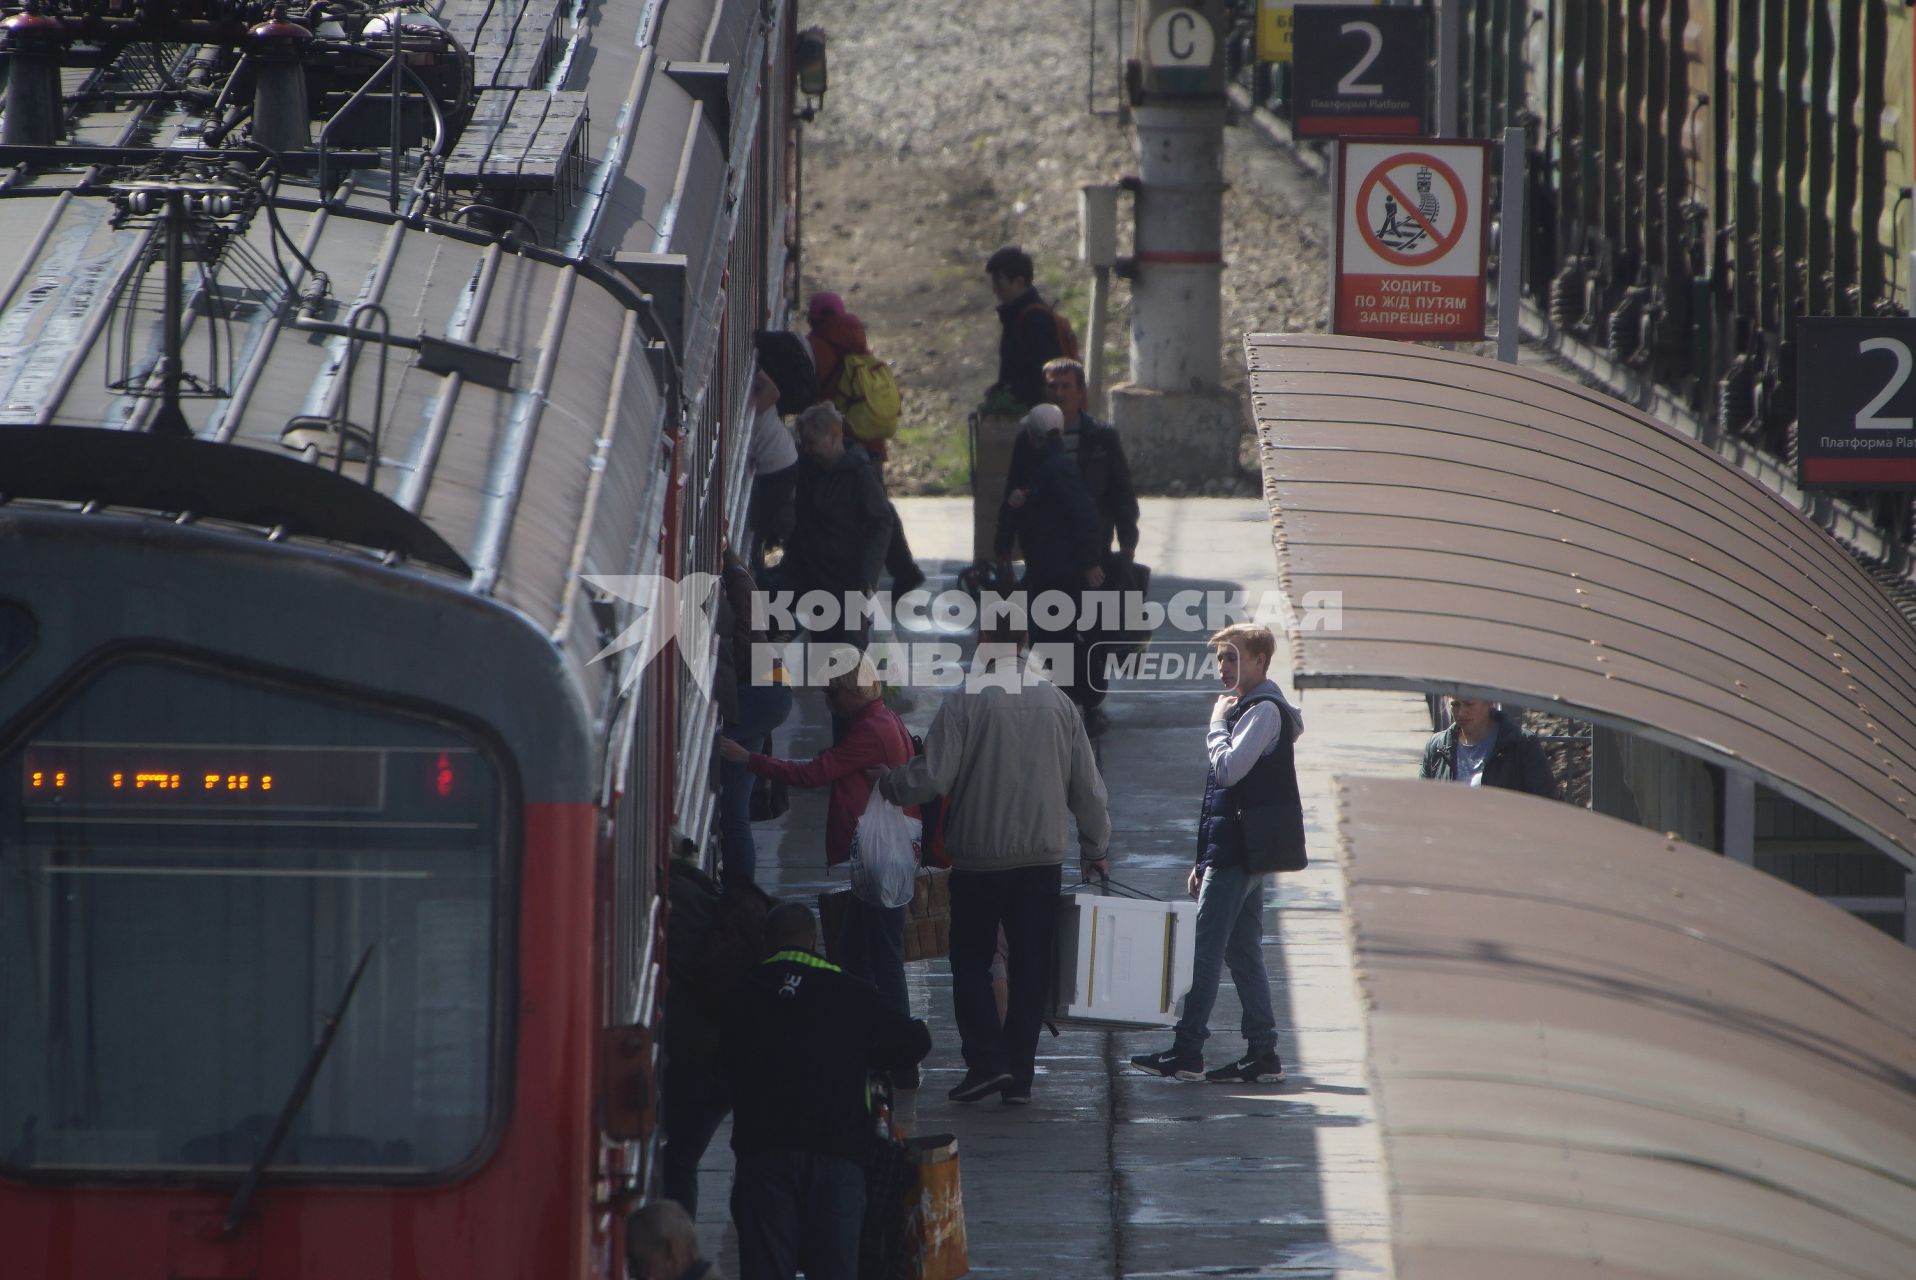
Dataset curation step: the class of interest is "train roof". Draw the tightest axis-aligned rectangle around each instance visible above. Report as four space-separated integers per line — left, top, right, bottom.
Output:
0 0 777 701
1338 777 1916 1279
1245 332 1916 870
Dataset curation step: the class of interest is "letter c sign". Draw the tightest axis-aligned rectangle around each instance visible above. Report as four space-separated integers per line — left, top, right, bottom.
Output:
1147 7 1215 68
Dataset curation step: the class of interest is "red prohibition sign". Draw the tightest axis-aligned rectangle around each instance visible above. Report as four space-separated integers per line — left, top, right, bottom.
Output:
1355 152 1470 267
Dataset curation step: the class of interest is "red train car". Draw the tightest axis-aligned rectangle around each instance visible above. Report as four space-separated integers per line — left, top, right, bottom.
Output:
0 0 802 1273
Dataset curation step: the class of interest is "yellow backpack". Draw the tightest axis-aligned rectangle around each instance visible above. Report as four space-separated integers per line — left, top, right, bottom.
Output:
834 352 902 442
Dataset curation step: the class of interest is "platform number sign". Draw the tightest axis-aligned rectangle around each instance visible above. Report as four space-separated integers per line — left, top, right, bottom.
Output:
1291 7 1428 138
1799 318 1916 489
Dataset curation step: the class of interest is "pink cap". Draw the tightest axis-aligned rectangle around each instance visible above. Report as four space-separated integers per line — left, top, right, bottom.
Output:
807 292 845 323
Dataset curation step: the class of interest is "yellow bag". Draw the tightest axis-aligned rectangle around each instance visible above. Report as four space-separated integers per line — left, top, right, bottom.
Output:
904 1133 968 1280
836 352 902 441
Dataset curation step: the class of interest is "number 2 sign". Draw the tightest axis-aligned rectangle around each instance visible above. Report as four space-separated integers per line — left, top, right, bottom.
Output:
1291 6 1429 139
1798 318 1916 489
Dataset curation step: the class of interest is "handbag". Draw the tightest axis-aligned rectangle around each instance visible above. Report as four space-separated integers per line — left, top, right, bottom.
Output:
1104 554 1153 652
749 771 788 822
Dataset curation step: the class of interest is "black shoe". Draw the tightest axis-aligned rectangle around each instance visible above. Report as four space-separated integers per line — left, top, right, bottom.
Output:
1000 1084 1032 1106
1081 706 1111 738
1128 1047 1202 1080
1204 1052 1285 1084
947 1070 1013 1103
892 565 928 595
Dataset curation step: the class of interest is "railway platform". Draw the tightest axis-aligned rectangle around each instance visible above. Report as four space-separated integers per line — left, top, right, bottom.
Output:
690 497 1429 1278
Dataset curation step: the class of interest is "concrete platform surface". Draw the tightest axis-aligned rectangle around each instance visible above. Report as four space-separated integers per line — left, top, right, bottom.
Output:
692 497 1428 1278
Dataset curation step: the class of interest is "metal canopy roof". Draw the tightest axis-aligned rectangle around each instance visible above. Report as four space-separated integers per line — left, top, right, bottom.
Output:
1245 333 1916 868
1338 777 1916 1280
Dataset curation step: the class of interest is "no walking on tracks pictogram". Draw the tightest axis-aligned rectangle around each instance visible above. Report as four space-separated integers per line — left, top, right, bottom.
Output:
1334 139 1489 341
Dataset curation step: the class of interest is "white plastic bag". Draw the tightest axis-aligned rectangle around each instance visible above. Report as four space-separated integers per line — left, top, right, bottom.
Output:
848 788 921 908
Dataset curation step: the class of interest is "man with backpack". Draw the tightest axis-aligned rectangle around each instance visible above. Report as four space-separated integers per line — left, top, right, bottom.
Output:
1130 624 1304 1086
984 246 1075 411
805 291 925 595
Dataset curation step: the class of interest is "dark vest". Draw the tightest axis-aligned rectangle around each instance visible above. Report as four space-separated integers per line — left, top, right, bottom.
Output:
1197 693 1307 873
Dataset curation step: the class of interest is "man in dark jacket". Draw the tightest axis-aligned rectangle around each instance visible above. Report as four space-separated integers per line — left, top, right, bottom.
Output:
996 404 1105 723
995 357 1141 732
775 403 894 649
985 246 1064 411
1419 697 1560 798
995 358 1140 575
722 903 931 1280
1132 624 1299 1085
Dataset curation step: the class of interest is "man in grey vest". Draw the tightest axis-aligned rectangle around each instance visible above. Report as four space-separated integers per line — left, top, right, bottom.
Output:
1131 623 1302 1084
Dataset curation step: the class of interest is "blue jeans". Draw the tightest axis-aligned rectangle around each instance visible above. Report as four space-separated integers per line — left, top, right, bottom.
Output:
719 682 794 887
731 1149 866 1280
1173 862 1278 1059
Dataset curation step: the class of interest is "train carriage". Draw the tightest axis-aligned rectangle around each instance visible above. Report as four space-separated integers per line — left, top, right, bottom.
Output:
0 0 803 1273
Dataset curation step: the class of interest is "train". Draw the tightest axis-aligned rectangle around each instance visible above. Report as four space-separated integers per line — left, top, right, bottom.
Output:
0 0 804 1274
1229 0 1916 555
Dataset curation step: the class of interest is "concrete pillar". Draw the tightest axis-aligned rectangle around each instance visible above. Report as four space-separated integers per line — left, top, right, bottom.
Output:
1129 102 1225 391
1113 1 1240 486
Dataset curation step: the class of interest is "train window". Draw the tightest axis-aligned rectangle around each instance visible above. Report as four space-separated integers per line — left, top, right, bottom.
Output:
0 657 506 1180
0 600 33 678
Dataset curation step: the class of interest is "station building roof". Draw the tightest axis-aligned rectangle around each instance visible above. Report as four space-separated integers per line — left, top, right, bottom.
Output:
1244 333 1916 871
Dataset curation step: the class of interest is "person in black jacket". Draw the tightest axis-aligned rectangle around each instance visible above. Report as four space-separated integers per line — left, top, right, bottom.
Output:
997 404 1106 723
984 246 1064 411
1419 697 1560 798
722 903 931 1280
994 357 1141 734
771 404 895 649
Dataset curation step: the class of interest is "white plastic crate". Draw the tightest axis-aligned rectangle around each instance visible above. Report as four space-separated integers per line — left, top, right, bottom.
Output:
1050 890 1198 1028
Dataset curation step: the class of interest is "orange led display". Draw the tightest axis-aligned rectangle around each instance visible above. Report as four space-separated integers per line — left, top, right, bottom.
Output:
20 745 389 811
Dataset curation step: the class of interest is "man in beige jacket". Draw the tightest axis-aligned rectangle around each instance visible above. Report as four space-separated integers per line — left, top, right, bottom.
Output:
879 618 1110 1105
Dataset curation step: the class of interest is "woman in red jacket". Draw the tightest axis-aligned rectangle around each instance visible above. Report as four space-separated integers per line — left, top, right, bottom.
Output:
718 649 916 1023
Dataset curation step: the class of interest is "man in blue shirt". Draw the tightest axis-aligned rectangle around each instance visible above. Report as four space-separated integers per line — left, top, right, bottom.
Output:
1131 623 1301 1084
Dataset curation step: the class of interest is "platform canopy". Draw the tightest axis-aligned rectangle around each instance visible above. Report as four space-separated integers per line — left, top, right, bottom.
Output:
1245 332 1916 870
1338 777 1916 1280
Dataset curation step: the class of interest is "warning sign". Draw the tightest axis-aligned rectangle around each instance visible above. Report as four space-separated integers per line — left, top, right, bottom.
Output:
1334 140 1489 341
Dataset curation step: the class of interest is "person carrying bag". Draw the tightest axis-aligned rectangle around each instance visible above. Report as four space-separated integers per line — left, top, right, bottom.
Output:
719 649 919 1030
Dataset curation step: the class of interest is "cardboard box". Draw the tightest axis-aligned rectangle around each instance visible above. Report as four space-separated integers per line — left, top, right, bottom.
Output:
1051 890 1198 1028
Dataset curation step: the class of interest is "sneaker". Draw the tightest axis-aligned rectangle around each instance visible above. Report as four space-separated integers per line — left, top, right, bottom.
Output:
1000 1084 1032 1106
1204 1052 1285 1084
947 1070 1013 1103
1128 1047 1202 1081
